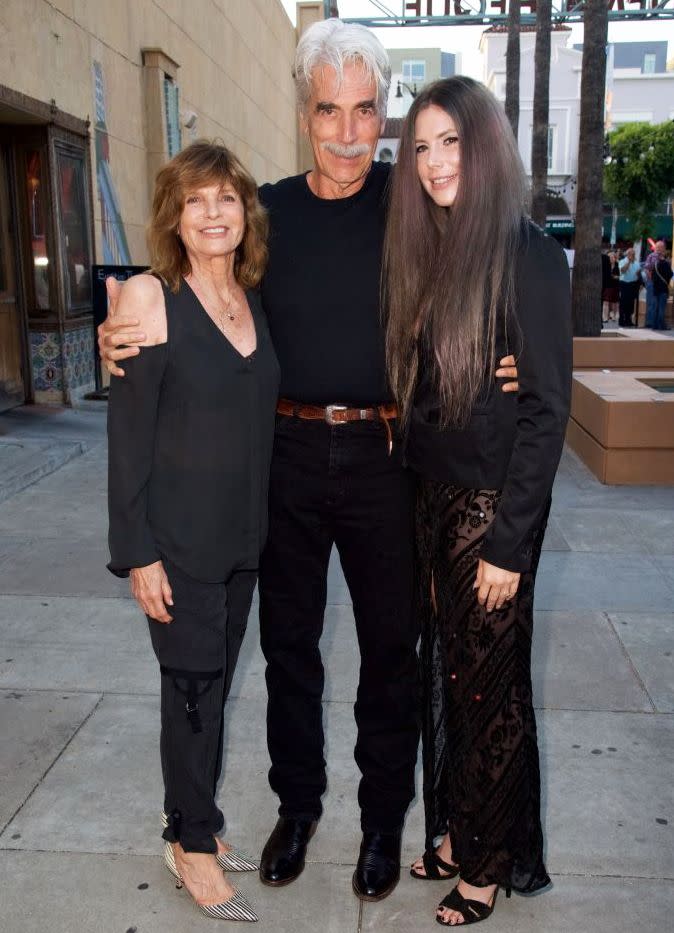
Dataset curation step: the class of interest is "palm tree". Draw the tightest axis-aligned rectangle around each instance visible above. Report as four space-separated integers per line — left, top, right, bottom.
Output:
572 0 609 337
531 0 552 228
505 0 521 137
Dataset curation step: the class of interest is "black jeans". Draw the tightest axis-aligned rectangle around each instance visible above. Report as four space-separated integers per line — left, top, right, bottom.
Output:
148 556 257 853
258 414 419 833
619 280 639 326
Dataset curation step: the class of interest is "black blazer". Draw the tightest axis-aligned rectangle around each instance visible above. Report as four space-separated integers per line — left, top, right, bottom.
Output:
407 222 573 572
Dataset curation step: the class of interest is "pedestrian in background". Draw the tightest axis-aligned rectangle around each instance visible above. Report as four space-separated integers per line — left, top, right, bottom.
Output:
652 249 673 330
601 250 619 324
644 240 667 328
618 247 640 327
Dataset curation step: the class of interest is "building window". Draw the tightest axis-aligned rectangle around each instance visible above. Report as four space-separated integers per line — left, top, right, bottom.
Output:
547 126 555 172
24 149 52 314
402 60 426 84
56 150 92 313
164 76 182 158
643 53 656 74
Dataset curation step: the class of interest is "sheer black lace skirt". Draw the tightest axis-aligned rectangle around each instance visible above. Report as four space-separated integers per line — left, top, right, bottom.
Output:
416 479 551 894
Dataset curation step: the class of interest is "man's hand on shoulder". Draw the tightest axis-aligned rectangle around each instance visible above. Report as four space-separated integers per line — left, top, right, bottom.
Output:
98 274 163 377
496 355 518 393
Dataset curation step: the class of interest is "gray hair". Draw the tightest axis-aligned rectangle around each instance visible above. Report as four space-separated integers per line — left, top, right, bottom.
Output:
294 19 391 118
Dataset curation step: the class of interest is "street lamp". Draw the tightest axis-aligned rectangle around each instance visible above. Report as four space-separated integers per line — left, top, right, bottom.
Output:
396 80 418 99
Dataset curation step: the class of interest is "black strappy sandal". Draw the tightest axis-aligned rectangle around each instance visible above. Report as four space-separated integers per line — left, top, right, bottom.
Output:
436 884 510 926
410 848 460 881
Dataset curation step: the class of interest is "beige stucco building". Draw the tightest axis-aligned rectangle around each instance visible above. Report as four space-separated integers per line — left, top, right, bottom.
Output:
0 0 312 407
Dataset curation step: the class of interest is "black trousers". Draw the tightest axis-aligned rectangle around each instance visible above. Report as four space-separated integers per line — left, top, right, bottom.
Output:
148 556 257 853
618 280 639 326
258 415 419 833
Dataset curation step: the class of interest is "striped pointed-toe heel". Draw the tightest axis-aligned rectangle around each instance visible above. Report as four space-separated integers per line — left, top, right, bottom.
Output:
216 848 258 873
161 812 258 872
163 842 258 922
198 890 259 922
164 840 185 884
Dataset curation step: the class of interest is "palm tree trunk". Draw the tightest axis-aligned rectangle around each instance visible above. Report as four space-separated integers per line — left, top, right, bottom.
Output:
572 0 609 337
505 0 521 137
531 0 552 228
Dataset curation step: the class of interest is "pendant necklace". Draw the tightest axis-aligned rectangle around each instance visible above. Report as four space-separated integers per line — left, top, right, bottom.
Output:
194 275 236 331
218 294 236 326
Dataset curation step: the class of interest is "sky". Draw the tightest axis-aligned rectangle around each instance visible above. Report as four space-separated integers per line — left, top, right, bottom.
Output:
279 0 674 81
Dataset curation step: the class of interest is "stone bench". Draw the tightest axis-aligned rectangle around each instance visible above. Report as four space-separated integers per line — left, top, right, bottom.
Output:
567 370 674 484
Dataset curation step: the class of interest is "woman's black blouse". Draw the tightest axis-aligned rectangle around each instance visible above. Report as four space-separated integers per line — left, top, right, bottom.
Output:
406 222 572 573
107 279 280 583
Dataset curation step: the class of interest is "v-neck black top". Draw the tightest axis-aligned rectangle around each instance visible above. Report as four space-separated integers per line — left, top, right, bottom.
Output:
107 279 280 582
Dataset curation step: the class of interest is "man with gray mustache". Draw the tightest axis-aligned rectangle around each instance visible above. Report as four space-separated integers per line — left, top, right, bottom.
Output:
253 20 418 901
321 141 372 159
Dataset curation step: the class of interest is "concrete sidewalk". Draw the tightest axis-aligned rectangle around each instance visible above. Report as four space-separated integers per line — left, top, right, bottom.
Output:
0 405 672 932
0 404 106 503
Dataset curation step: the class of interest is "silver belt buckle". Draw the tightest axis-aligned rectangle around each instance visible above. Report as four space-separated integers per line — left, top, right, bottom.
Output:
325 404 347 425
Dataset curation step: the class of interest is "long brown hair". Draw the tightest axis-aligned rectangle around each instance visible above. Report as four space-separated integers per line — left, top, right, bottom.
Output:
383 77 527 426
148 140 268 292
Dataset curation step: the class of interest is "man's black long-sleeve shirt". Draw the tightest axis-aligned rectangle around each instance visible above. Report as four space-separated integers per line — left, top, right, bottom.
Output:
259 161 392 406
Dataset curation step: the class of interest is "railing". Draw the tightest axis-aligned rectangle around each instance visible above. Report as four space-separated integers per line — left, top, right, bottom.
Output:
331 0 674 27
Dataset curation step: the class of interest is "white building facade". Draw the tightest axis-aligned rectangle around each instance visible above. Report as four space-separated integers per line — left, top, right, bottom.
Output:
481 28 674 221
376 47 457 163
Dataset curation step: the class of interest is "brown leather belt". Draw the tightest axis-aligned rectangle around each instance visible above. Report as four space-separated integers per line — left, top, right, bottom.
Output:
276 398 399 454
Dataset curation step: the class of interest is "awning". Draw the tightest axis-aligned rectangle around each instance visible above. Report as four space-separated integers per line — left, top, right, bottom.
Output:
602 213 672 240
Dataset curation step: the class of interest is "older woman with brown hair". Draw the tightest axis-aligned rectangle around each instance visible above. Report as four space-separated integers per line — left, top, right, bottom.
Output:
107 140 279 922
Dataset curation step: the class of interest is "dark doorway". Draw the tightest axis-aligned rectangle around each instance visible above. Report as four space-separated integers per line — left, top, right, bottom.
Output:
0 142 27 411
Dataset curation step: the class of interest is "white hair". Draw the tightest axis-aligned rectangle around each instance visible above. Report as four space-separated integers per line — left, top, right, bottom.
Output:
294 19 391 118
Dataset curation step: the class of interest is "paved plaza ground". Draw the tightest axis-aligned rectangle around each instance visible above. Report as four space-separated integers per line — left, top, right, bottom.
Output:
0 403 673 932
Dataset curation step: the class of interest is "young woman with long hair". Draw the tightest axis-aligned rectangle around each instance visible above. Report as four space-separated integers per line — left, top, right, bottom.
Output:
384 77 572 926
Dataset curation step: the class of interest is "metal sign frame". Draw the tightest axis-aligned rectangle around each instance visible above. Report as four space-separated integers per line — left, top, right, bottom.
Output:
326 0 674 26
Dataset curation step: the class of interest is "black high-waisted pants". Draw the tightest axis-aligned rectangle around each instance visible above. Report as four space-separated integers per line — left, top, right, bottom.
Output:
147 556 257 853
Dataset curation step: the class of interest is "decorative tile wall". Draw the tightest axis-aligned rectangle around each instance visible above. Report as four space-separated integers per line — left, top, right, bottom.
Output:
29 322 95 404
64 324 95 391
30 330 63 404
